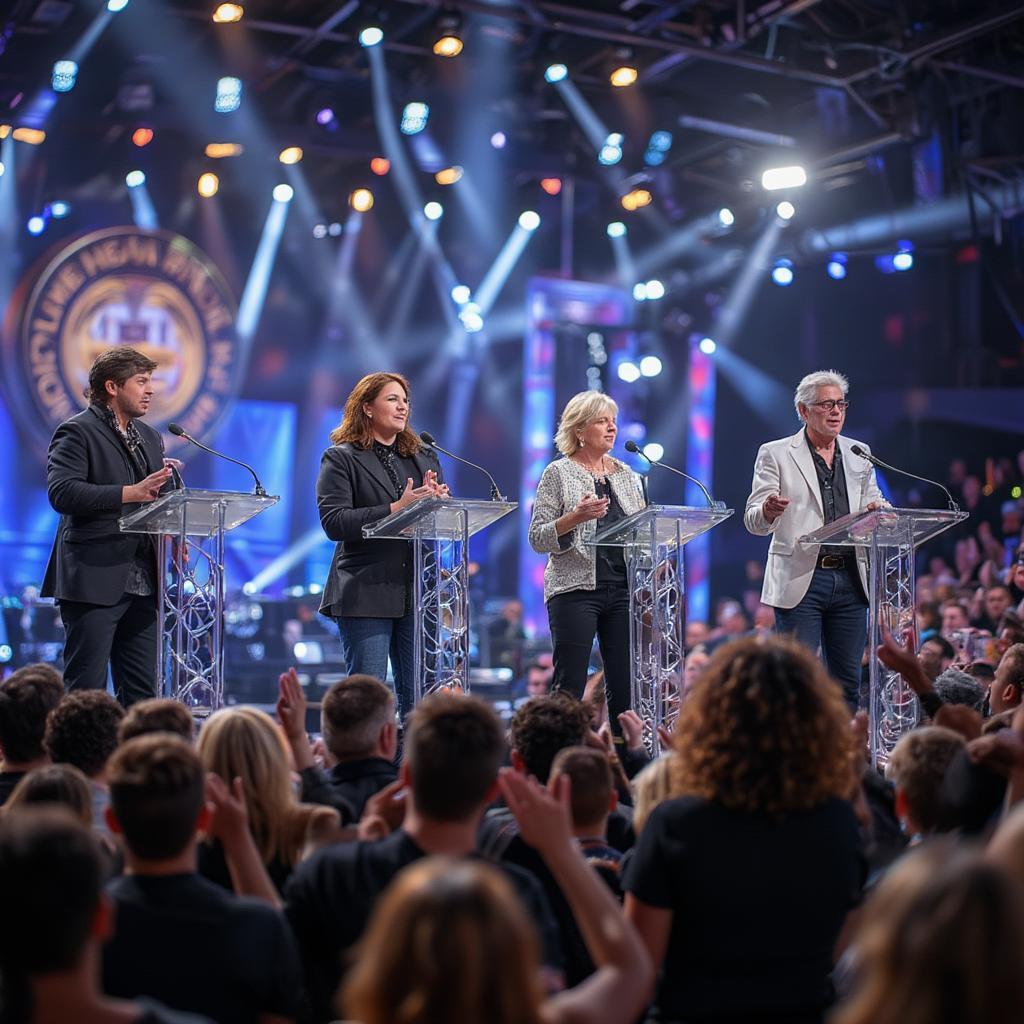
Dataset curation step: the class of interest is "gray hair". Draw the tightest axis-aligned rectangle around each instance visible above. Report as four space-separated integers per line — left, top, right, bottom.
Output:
794 369 849 421
933 667 987 713
554 390 618 457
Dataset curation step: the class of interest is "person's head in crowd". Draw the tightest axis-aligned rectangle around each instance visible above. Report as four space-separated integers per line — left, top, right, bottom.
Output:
983 585 1013 625
550 746 616 839
967 661 996 685
671 637 854 815
884 727 964 838
682 646 709 696
0 809 116 1024
940 600 969 634
321 674 397 764
403 693 505 823
105 735 205 867
834 843 1024 1024
118 697 195 745
915 601 940 638
961 474 981 507
716 600 749 636
632 755 675 834
0 663 64 772
524 661 554 700
917 635 955 682
996 613 1024 658
933 667 987 713
44 691 124 781
1011 547 1024 593
343 857 543 1024
989 643 1024 716
684 620 709 649
509 693 590 784
498 599 524 626
198 706 336 866
4 764 92 827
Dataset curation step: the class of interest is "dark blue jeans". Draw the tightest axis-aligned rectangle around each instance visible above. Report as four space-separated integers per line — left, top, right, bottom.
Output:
773 566 867 709
335 611 416 723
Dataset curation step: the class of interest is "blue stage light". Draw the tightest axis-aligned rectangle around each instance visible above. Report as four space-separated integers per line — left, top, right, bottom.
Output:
827 253 847 280
359 26 383 47
49 201 71 218
52 60 78 93
215 76 242 113
544 64 568 83
400 102 429 134
125 169 146 188
606 221 626 238
699 337 717 355
771 259 794 286
27 215 46 236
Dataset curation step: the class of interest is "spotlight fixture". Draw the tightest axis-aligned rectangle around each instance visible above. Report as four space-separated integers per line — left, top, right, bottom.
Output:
642 442 664 462
359 26 384 47
610 65 638 87
328 222 342 236
621 188 652 211
698 337 717 355
632 283 647 302
761 165 807 191
205 142 243 158
107 0 130 10
125 169 146 188
606 222 626 238
544 64 568 84
518 210 540 231
313 224 327 239
278 146 303 164
540 178 562 196
215 76 242 114
12 128 45 145
27 215 46 236
49 201 70 218
349 188 374 212
826 253 847 280
718 207 735 227
598 132 623 166
775 200 795 221
423 201 443 221
771 258 794 286
433 34 463 56
644 130 673 166
490 131 507 149
272 183 294 203
401 102 429 135
434 166 463 185
639 356 663 377
617 361 641 383
644 279 665 300
451 285 471 305
132 127 154 147
316 107 335 126
892 251 913 271
52 60 78 93
460 307 484 333
212 3 243 23
197 172 219 198
370 156 390 175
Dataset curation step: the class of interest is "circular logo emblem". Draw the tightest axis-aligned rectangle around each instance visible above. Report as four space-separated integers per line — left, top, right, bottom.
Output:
2 227 240 453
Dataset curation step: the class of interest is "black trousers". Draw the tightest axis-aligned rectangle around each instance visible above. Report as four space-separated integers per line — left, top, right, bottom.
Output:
546 583 632 729
59 594 159 707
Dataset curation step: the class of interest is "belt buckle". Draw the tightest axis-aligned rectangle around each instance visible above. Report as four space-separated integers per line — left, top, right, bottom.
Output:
821 554 843 569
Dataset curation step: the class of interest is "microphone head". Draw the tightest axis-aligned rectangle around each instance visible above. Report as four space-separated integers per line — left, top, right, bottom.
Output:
167 422 185 437
850 444 865 456
624 439 640 453
419 431 436 446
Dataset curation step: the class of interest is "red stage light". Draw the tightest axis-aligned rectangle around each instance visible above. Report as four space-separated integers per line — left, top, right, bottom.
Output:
540 177 562 196
132 127 154 147
370 157 390 176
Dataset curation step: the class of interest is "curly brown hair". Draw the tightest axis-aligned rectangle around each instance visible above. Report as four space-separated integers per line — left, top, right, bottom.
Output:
328 372 421 456
670 636 854 815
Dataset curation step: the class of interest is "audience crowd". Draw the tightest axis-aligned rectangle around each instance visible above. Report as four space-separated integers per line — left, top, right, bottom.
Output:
4 473 1024 1024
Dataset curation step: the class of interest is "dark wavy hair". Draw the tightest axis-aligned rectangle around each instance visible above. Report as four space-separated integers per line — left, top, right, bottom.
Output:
671 636 854 815
328 372 421 456
86 347 157 405
44 691 124 779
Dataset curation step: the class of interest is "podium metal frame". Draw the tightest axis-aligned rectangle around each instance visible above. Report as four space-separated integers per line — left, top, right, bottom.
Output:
591 504 733 753
364 497 517 703
120 488 279 714
800 507 968 767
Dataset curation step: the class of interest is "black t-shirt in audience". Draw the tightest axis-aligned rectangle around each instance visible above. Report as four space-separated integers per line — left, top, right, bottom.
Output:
102 873 302 1024
623 795 865 1022
285 827 563 1024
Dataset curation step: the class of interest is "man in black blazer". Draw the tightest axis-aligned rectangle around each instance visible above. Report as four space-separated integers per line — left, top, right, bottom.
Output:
41 348 173 706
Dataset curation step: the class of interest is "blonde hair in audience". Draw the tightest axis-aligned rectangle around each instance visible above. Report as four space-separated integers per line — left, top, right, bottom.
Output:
197 707 335 866
343 857 544 1024
834 843 1024 1024
631 754 675 834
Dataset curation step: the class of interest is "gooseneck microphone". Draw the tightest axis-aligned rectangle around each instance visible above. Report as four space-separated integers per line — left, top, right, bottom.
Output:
419 432 505 501
849 445 959 512
624 440 716 509
167 422 268 497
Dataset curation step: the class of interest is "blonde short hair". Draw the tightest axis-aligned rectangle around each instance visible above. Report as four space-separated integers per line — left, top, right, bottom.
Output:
554 391 618 457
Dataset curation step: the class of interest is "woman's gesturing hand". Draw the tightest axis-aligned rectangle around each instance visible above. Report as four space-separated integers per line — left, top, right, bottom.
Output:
572 493 610 524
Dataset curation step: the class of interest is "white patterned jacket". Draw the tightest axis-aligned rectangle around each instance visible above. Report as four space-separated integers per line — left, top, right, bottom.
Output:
528 455 647 603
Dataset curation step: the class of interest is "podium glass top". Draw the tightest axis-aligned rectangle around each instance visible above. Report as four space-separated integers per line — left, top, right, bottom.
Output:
119 488 279 538
589 503 734 548
363 497 517 541
799 507 968 550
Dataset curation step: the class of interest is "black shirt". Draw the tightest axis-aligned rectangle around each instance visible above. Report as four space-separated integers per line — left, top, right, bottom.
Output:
623 795 865 1021
299 757 395 820
593 478 627 584
0 770 27 806
102 873 302 1024
806 431 851 561
284 828 563 1023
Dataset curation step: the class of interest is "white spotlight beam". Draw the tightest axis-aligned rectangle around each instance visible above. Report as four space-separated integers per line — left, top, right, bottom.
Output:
0 138 18 310
610 234 636 289
713 218 782 349
245 526 328 594
128 184 159 230
633 209 725 278
474 221 538 316
236 191 292 347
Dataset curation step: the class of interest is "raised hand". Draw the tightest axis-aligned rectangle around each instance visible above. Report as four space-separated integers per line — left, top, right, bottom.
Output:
573 493 610 524
498 767 573 857
123 466 172 504
205 773 249 847
762 493 790 523
617 710 647 753
361 777 407 834
276 667 308 743
876 627 931 695
393 477 440 513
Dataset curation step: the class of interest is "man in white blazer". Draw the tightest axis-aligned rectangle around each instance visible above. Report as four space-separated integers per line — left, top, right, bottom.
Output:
744 369 886 706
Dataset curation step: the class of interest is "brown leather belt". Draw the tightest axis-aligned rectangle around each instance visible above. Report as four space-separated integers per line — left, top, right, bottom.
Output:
818 554 847 569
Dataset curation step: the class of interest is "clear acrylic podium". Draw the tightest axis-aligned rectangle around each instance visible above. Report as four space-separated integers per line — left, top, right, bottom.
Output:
591 504 734 753
363 497 517 702
800 507 968 767
120 488 279 713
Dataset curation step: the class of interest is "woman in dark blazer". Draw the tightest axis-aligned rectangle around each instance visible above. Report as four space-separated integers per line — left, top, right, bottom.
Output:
316 372 445 721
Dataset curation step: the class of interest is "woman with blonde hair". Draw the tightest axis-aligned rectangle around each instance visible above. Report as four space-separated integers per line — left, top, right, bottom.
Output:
317 372 445 721
624 636 866 1023
528 390 645 731
342 769 653 1024
196 706 340 894
834 843 1024 1024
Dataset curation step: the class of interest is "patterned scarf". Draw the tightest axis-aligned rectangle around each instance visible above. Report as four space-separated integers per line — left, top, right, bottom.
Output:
371 440 404 497
96 403 148 476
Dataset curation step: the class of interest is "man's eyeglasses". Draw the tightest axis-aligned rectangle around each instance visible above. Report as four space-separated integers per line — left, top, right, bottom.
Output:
809 399 850 412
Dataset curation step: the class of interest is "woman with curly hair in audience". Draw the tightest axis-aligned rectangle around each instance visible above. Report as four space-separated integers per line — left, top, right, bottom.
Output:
834 843 1024 1024
623 636 866 1024
196 706 343 895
